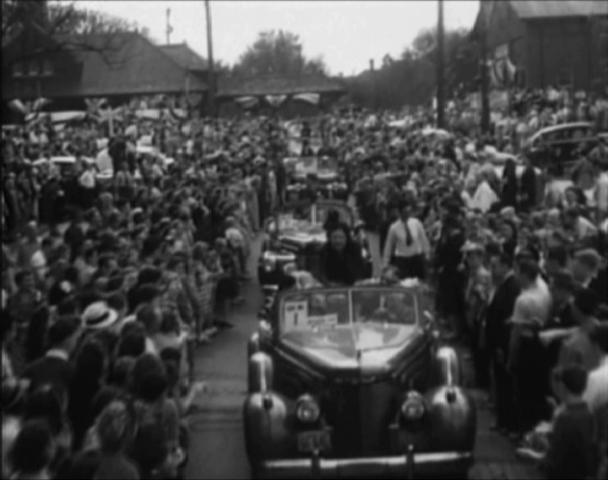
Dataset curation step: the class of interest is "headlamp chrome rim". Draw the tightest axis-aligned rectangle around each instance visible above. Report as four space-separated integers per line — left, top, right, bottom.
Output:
295 394 321 424
400 391 426 421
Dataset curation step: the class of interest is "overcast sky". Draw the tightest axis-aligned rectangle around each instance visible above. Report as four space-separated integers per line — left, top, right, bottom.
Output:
77 1 480 76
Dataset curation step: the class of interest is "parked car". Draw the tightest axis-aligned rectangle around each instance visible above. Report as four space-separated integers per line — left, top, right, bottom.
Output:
523 122 598 171
258 200 371 286
244 283 476 479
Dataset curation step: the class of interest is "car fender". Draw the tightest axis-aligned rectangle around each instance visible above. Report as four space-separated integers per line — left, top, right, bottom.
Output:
426 385 477 452
248 351 274 394
243 392 293 461
434 346 462 386
426 346 476 450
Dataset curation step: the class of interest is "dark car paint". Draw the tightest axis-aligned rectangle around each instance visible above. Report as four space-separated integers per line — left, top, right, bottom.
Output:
244 286 476 476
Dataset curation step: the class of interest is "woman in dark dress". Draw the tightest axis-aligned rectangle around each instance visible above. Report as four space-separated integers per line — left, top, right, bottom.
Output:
501 159 518 208
319 223 364 286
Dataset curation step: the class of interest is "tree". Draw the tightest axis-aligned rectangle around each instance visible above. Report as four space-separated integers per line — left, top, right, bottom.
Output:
3 1 138 64
47 3 139 35
345 26 479 109
232 30 327 77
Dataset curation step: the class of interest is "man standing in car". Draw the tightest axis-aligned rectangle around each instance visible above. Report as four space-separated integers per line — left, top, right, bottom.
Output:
382 201 430 280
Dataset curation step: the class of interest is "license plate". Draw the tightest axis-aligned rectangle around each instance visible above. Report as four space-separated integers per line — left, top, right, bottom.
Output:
297 430 331 453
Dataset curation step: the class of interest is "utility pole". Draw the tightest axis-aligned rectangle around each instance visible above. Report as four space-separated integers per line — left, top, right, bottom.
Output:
480 19 490 134
165 8 173 44
436 0 445 128
205 0 216 117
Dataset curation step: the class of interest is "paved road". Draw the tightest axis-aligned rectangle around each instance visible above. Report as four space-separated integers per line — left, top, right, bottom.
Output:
185 235 541 479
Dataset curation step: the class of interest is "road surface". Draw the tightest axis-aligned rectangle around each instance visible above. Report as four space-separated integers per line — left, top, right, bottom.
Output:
185 235 541 479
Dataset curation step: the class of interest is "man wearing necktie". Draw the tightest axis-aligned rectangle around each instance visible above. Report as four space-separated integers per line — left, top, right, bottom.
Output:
382 201 430 280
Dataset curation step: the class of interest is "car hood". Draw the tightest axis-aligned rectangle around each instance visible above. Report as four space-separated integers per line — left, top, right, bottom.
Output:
281 323 419 374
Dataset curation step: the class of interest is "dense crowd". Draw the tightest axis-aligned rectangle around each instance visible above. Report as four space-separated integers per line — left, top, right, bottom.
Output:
1 84 608 480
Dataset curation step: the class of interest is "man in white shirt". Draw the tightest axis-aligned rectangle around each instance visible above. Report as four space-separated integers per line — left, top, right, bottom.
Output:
508 258 552 434
382 202 430 280
584 327 608 411
471 170 499 213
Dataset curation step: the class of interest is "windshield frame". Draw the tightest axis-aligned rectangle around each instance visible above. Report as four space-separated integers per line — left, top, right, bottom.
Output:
276 286 420 340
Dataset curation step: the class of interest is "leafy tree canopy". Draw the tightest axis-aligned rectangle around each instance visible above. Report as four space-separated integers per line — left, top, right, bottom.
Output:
232 30 327 77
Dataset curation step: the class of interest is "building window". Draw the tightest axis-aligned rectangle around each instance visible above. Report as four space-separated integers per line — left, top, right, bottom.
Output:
28 60 40 77
12 62 25 77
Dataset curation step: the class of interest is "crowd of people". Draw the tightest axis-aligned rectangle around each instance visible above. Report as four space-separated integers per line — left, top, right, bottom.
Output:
1 83 607 480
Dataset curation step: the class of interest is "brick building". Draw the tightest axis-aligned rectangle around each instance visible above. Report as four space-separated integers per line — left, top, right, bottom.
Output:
473 0 608 91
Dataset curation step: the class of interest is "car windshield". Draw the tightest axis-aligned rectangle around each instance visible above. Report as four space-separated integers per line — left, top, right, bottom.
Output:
279 288 418 352
271 203 353 230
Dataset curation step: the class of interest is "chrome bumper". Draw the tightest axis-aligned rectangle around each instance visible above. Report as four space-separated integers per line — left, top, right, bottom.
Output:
257 451 473 478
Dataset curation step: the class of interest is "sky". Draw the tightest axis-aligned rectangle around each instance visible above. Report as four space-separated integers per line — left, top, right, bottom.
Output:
76 0 480 76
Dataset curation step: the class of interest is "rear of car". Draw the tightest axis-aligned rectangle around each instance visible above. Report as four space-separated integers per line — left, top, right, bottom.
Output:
524 122 597 172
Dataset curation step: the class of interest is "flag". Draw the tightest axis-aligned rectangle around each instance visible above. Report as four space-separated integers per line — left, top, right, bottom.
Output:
84 97 108 114
33 98 50 111
8 99 27 114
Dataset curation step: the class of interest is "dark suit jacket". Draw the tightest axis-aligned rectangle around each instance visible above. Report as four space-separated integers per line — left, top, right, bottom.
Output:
485 273 520 353
543 402 596 480
22 353 73 399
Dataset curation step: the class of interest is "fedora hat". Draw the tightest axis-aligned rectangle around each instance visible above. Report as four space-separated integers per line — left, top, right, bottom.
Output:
82 301 118 330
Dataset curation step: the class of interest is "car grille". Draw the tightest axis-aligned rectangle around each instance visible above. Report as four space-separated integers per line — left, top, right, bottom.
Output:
321 380 399 457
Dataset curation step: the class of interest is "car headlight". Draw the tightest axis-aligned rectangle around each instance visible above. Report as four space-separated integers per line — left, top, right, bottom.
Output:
400 391 426 421
296 394 321 424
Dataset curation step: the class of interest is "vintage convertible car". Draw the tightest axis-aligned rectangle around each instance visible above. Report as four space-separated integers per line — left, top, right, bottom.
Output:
244 284 477 479
284 157 348 203
258 200 371 286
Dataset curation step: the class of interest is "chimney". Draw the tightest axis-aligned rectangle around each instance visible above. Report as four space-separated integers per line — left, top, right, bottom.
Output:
369 59 375 72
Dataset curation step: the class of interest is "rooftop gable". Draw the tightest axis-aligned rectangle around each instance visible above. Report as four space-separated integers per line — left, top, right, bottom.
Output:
52 31 207 97
159 43 208 71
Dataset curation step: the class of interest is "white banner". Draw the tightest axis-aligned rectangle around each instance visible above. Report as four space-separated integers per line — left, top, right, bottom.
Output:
265 95 287 107
292 93 320 105
235 96 259 109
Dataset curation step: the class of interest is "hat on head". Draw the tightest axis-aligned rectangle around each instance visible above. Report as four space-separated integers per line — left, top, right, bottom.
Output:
106 275 125 293
48 315 81 346
574 248 602 271
137 266 163 286
82 301 119 330
461 241 484 254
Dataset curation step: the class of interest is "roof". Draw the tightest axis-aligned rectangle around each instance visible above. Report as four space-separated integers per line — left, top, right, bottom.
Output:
508 0 608 19
218 74 344 97
52 32 207 97
159 43 208 71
